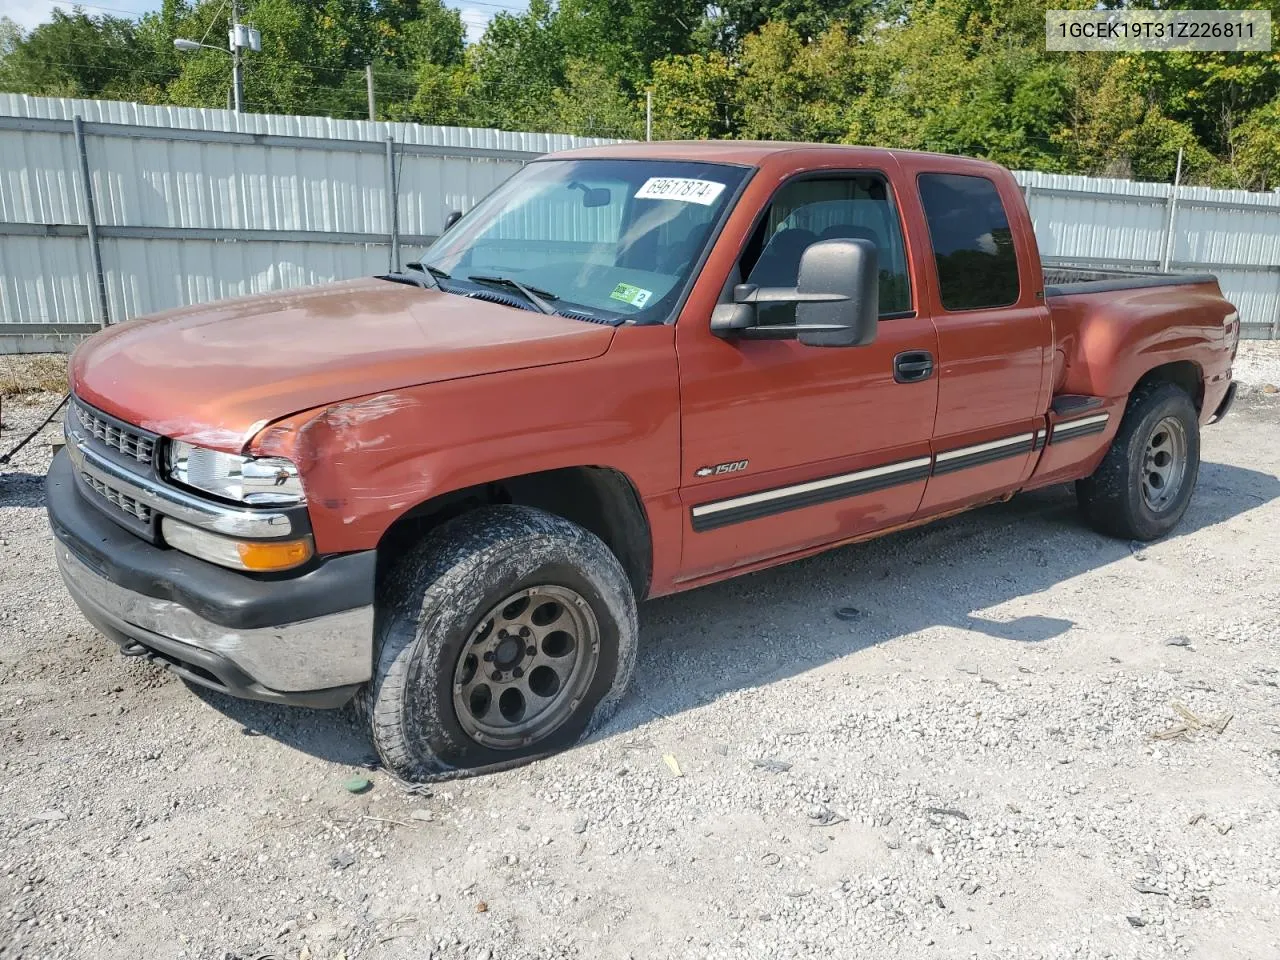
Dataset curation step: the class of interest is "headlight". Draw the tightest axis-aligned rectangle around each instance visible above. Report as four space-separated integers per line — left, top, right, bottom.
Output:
167 440 305 505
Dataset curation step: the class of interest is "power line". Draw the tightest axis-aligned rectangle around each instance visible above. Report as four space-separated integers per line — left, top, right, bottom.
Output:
30 1 160 17
197 0 230 48
8 35 429 81
24 0 531 21
9 31 450 79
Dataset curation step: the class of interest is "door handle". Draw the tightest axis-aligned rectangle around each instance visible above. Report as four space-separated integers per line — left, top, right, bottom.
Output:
893 350 935 384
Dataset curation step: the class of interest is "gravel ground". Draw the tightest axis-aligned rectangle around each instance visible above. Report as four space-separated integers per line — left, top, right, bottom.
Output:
2 358 1279 960
1232 341 1280 394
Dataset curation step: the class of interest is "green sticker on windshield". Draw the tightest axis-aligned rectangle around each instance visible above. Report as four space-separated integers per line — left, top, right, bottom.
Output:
609 282 652 308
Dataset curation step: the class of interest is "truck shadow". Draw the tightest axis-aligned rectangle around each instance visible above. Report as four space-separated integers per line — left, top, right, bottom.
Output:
192 456 1279 767
618 457 1280 732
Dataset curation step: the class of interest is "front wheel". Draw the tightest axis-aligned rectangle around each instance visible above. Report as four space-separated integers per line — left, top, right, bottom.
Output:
365 505 637 781
1076 382 1201 541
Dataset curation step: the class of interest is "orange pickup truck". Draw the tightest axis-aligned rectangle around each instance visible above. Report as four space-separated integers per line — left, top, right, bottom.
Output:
47 142 1239 779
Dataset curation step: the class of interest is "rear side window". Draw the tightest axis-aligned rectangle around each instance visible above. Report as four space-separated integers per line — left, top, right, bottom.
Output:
917 173 1020 311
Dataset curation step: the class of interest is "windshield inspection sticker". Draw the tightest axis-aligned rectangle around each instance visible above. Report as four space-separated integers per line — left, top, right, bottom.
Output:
635 177 726 205
610 282 653 308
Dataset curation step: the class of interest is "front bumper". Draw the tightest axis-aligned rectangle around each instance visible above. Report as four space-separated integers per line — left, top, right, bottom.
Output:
47 448 375 708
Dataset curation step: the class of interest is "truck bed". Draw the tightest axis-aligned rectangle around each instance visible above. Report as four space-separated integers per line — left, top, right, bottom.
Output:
1043 264 1219 299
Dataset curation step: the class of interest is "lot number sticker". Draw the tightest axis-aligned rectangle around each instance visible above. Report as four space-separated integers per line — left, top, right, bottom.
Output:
610 282 653 308
634 177 726 205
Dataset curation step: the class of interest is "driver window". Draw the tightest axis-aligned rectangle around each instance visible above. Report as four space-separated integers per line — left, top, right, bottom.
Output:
742 175 912 318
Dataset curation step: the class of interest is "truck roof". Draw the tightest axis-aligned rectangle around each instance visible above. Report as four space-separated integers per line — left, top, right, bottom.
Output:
548 140 1007 173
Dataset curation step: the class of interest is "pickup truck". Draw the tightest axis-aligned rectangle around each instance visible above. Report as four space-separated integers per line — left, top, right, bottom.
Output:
47 142 1240 780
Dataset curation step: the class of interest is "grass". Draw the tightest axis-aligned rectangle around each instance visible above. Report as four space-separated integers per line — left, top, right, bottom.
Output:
0 354 69 399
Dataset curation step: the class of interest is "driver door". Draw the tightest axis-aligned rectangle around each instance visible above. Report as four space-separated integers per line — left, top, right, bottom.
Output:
674 170 941 581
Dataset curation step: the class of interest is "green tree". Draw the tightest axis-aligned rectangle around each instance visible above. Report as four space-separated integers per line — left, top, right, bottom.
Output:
555 0 704 86
0 9 159 100
648 52 740 139
737 21 862 141
388 60 474 125
3 0 1279 190
166 0 312 113
365 0 465 120
699 0 879 51
1234 97 1280 190
0 17 22 58
1054 55 1210 182
392 1 464 67
131 1 191 103
552 58 644 138
1117 3 1280 185
844 0 1074 170
464 0 565 130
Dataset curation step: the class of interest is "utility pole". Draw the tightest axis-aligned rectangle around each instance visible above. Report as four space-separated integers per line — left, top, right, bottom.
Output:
1161 147 1184 273
175 6 257 114
230 0 245 114
366 64 376 121
645 91 652 142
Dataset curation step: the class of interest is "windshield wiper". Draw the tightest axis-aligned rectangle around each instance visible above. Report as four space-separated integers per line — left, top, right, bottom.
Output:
407 261 451 282
382 261 453 291
380 271 434 290
467 274 559 315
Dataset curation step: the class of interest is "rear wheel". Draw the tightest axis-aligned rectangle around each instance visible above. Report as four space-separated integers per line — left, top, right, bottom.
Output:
1076 382 1200 541
365 505 637 781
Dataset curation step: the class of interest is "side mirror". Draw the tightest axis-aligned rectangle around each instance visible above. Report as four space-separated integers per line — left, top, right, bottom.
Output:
710 239 879 348
794 238 879 347
443 210 463 232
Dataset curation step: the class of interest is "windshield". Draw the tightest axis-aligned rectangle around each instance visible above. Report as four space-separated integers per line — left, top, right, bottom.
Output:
420 159 749 322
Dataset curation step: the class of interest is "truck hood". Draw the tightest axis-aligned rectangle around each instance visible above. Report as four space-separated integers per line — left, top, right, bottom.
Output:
70 277 616 450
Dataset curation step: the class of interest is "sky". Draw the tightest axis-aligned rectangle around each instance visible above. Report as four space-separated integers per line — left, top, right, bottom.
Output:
0 0 524 43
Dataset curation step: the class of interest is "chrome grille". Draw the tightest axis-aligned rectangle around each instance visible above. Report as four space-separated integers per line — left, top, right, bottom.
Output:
75 402 155 465
81 472 153 523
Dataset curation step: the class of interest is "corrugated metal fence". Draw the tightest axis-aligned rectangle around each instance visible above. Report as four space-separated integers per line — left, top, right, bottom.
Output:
1 94 1278 349
0 94 612 350
1015 170 1280 340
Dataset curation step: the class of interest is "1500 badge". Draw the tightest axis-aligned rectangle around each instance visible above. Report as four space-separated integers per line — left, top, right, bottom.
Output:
695 459 749 478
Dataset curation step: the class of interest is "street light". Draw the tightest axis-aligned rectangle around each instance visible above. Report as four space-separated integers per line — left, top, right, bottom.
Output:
173 38 218 52
173 1 259 114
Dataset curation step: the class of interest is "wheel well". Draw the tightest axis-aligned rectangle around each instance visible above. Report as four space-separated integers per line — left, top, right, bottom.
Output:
1133 360 1203 411
375 467 653 600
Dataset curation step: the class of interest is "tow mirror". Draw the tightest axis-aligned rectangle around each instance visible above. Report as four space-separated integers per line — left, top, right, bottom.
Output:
443 210 463 232
710 238 879 347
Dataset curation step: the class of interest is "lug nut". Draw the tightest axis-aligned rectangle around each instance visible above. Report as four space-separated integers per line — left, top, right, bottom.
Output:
483 651 494 662
526 645 536 656
498 629 509 639
520 626 531 637
491 670 502 681
513 667 524 679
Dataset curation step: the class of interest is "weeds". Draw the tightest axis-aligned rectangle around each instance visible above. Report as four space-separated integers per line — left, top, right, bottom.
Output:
0 354 69 399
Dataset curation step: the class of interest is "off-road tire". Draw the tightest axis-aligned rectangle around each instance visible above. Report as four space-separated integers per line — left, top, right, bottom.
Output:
1076 382 1200 541
364 505 637 781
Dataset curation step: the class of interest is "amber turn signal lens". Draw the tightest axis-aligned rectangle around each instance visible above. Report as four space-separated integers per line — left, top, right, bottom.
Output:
236 538 313 571
161 517 313 572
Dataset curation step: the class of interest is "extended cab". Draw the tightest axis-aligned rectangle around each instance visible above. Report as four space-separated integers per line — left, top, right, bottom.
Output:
47 143 1240 779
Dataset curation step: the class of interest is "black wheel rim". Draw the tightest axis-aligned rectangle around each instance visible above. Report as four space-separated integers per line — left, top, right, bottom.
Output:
451 585 600 750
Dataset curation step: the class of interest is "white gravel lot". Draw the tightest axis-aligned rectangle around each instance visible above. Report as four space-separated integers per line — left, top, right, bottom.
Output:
1 349 1278 960
1231 340 1280 394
